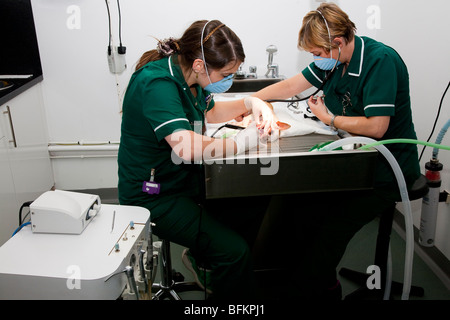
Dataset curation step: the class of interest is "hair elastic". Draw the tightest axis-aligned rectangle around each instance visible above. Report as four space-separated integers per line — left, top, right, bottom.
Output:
156 37 180 56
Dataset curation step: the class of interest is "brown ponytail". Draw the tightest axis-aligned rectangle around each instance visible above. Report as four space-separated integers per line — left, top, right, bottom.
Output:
135 20 245 72
135 38 181 70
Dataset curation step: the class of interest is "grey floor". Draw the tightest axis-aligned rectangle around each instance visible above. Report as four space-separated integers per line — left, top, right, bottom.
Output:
153 217 450 300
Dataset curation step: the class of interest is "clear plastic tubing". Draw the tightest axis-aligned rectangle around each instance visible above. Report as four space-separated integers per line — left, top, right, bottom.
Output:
359 138 450 153
319 137 413 300
432 119 450 159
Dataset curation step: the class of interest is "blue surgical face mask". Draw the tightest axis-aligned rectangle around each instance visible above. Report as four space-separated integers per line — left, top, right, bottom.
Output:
313 47 341 71
204 74 234 93
313 56 341 70
200 21 235 93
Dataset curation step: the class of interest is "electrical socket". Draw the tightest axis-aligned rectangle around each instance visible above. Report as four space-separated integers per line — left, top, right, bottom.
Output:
107 46 127 74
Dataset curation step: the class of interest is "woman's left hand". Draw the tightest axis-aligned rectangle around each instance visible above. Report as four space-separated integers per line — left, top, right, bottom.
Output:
243 97 279 139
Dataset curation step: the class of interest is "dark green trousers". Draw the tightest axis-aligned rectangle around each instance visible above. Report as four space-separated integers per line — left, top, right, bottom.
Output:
260 189 396 298
148 195 269 299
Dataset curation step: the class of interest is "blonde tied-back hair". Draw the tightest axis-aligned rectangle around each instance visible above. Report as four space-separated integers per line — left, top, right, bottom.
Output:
298 3 356 52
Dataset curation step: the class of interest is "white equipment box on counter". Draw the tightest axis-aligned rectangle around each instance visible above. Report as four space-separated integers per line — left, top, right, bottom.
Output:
30 190 102 234
0 191 150 300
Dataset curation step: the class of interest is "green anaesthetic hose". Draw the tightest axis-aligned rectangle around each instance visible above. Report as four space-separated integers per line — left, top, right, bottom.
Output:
318 136 449 300
358 138 450 153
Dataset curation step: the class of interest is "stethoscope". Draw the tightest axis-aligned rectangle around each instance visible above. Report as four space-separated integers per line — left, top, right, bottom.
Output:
265 47 341 103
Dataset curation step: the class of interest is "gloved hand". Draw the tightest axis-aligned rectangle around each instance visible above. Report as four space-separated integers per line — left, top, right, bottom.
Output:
243 96 279 136
232 122 260 155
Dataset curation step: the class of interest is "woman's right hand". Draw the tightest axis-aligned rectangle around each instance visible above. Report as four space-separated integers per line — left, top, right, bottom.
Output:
307 95 332 125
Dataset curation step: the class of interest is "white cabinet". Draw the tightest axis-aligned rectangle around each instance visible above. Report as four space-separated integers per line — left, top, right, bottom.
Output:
0 84 54 246
0 136 19 246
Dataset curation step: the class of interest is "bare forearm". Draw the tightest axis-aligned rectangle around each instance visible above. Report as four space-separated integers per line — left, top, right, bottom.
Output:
253 73 313 101
316 112 390 139
166 130 236 161
308 96 390 139
331 115 390 139
206 99 248 123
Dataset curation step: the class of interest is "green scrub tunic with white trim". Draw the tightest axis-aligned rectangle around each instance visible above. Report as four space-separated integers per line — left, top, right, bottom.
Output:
302 36 420 191
118 54 214 211
117 55 263 299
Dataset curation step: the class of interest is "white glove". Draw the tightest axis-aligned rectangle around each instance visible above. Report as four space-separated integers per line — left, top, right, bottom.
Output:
243 96 278 134
232 122 259 155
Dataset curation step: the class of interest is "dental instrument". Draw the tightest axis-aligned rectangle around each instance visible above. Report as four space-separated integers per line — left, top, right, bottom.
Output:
0 191 151 300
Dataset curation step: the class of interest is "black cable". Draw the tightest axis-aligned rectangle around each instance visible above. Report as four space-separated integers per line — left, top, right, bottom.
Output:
210 123 245 138
105 0 124 55
19 201 33 227
117 0 123 47
265 66 335 103
21 211 31 225
266 86 322 103
105 0 112 55
419 80 450 162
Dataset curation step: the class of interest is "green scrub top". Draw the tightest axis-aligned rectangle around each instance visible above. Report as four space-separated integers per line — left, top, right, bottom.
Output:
302 36 420 189
118 54 214 210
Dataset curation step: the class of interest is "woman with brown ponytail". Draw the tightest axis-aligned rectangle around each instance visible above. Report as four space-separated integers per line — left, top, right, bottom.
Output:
118 20 275 299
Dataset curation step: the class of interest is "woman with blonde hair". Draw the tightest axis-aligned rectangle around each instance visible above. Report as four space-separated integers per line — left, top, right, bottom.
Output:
252 3 420 299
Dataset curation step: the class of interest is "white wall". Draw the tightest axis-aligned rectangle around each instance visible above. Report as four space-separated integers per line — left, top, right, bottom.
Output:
373 0 450 259
31 0 450 258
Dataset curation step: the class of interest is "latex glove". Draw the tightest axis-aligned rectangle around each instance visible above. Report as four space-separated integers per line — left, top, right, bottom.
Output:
232 122 260 155
243 97 279 136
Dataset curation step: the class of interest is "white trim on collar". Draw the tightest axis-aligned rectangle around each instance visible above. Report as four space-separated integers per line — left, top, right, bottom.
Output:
307 65 323 84
168 56 174 76
348 36 364 77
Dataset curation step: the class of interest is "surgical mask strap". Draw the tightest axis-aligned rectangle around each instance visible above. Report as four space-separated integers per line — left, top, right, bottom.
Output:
200 20 213 85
